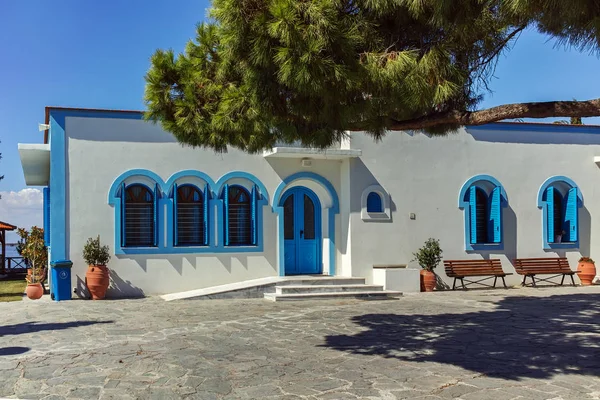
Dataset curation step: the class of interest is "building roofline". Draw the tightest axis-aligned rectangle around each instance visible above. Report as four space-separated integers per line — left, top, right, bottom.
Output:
0 221 18 231
44 106 145 143
40 106 600 143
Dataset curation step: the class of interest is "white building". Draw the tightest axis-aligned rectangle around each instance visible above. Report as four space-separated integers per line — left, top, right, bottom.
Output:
18 107 600 297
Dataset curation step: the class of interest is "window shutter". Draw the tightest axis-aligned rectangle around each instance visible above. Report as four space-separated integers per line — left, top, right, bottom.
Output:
251 185 257 245
203 184 209 245
121 183 127 247
153 183 159 247
488 186 502 243
564 187 578 242
223 184 229 246
546 186 555 243
173 183 178 246
469 186 477 244
43 187 50 246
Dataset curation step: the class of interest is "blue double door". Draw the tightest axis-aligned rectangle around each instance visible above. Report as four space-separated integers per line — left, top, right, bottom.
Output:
283 187 322 275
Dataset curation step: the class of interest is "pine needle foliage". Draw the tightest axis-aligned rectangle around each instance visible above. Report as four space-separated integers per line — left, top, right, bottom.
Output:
145 0 600 152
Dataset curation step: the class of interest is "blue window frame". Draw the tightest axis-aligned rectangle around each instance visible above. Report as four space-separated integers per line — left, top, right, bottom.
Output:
538 176 581 249
366 192 383 213
174 184 209 246
223 184 258 246
459 176 507 251
122 183 158 247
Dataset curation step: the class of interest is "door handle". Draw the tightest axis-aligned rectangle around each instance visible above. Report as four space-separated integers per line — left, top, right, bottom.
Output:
300 230 304 237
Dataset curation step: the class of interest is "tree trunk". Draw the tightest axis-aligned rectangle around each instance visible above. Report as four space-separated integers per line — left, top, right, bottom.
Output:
387 98 600 131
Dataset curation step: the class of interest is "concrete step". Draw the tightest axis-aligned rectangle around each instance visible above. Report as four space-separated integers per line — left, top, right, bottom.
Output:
276 284 384 295
278 277 366 286
264 291 402 302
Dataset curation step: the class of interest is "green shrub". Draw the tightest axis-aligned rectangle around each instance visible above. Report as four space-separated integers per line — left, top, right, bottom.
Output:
412 238 443 272
83 236 111 266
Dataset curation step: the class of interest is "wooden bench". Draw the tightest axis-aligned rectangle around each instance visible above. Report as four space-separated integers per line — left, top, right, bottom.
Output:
444 259 510 290
513 257 575 287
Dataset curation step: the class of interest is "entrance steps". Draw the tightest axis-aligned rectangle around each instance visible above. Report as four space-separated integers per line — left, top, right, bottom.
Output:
161 276 402 301
264 277 402 301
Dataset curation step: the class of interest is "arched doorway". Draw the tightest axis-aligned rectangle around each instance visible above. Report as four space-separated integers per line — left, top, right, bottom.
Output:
281 187 322 275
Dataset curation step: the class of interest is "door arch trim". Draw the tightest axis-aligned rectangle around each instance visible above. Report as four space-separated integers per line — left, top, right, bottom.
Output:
273 172 339 277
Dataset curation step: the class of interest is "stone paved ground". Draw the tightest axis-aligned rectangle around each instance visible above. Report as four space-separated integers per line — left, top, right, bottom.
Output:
2 286 600 399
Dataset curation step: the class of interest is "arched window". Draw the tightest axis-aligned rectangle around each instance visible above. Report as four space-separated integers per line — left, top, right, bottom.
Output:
539 177 580 247
174 184 208 246
459 176 507 250
366 192 383 213
223 184 257 246
123 183 157 247
360 185 391 221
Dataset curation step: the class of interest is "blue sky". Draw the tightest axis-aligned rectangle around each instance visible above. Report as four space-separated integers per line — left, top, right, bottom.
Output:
0 1 599 238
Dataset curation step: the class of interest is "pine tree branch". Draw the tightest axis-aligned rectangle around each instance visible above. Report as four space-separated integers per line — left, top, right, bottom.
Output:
387 98 600 131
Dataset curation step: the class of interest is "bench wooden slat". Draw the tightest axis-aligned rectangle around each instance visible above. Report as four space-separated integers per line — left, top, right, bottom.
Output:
512 257 575 287
443 259 508 289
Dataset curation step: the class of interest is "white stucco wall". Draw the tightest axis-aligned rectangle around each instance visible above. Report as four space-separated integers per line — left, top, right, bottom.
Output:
65 116 343 297
348 127 600 287
62 114 600 295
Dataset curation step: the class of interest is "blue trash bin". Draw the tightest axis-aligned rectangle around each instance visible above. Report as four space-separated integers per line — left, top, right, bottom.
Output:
50 260 73 301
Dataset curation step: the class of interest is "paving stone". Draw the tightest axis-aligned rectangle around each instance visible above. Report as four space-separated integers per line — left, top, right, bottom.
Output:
436 383 481 398
67 386 102 399
1 287 600 399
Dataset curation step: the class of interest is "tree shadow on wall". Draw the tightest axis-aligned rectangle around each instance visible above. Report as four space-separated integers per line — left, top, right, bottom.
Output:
321 293 600 380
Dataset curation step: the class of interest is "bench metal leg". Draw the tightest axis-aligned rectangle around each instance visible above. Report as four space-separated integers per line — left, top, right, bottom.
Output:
501 276 507 289
452 278 457 290
521 275 527 286
570 274 576 286
461 278 466 290
531 275 537 287
493 277 497 288
560 275 565 285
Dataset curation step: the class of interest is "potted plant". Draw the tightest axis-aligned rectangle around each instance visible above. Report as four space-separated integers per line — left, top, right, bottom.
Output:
577 256 596 286
412 238 443 292
17 227 47 300
83 235 111 300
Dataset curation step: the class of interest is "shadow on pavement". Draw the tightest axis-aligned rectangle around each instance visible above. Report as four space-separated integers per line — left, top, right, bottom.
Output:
0 320 113 337
321 293 600 380
0 346 30 356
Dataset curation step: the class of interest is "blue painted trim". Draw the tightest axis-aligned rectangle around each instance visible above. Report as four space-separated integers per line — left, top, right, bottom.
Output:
214 171 269 251
214 171 270 202
458 175 508 207
458 175 508 252
273 172 339 276
108 169 167 202
43 187 50 246
536 176 583 207
173 183 179 246
108 168 269 255
48 113 68 263
467 122 600 135
223 184 230 246
165 170 217 197
537 176 583 250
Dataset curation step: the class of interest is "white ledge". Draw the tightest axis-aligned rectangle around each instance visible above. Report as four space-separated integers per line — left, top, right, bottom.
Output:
263 147 362 159
18 143 50 186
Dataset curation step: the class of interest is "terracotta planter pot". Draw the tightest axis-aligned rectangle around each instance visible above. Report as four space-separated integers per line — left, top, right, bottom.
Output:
85 265 110 300
420 270 436 292
577 261 597 286
26 283 43 300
